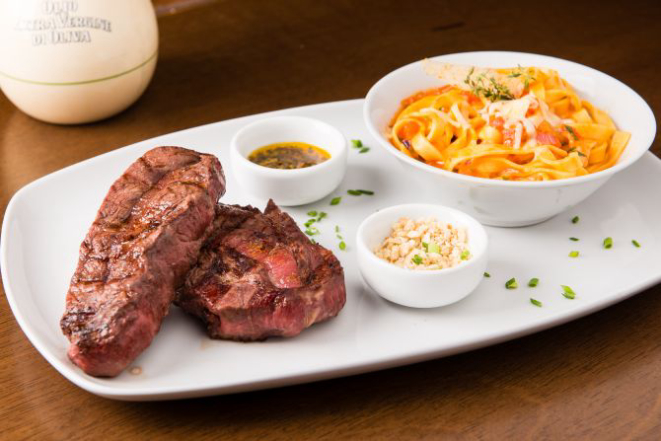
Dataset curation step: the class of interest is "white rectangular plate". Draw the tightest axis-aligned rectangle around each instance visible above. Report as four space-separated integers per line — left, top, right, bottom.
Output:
3 99 661 401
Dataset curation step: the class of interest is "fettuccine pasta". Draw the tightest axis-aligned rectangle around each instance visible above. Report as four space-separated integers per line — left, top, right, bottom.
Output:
388 62 630 181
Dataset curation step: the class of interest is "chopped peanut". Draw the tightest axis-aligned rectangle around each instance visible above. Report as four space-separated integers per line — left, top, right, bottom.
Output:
374 216 470 270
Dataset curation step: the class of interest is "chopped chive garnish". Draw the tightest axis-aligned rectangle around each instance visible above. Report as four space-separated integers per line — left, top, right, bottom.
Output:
528 278 539 287
412 254 423 265
335 224 346 249
307 211 318 217
330 197 341 206
359 147 370 154
569 251 579 258
570 237 579 241
351 139 363 148
572 215 580 224
305 227 319 236
561 285 576 299
530 298 543 307
348 189 374 196
304 219 315 227
505 278 518 289
317 212 327 221
460 250 470 260
561 285 575 295
428 242 440 254
632 239 641 248
603 237 613 249
484 272 491 278
310 238 316 244
422 241 429 251
565 125 579 140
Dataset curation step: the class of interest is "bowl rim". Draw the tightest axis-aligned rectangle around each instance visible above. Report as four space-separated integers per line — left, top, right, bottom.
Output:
356 203 488 276
230 115 347 177
363 50 657 188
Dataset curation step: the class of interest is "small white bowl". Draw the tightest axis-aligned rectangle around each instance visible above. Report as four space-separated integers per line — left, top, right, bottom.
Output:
356 204 488 308
364 51 657 227
230 116 348 206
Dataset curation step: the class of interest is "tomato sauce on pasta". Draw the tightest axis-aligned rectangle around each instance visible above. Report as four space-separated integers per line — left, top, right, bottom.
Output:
388 63 630 181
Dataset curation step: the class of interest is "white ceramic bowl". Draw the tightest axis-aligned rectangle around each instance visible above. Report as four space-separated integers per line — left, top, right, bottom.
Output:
230 116 348 206
364 51 657 227
356 204 488 308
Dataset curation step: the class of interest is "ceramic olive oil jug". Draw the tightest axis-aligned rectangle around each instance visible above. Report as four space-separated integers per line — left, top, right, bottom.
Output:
0 0 158 124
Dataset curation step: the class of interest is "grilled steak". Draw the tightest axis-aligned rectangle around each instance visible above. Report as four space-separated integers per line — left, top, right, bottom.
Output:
60 146 225 377
176 200 346 341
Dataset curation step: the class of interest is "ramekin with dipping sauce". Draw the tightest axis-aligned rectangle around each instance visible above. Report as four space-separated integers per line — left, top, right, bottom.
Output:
230 116 348 206
357 204 488 308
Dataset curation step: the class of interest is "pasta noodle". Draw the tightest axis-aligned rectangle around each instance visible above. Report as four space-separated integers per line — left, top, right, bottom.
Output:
388 62 630 181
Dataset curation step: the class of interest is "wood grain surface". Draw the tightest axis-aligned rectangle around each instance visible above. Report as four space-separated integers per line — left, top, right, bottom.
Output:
1 1 660 439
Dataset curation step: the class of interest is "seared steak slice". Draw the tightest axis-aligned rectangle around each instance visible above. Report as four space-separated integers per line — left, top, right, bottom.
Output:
60 146 225 377
177 200 346 341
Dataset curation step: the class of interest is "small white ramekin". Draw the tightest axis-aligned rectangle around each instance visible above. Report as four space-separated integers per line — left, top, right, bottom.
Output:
356 204 488 308
230 116 347 206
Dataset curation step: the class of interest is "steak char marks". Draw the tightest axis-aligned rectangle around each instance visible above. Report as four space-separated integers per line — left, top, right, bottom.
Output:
177 200 346 341
60 146 225 377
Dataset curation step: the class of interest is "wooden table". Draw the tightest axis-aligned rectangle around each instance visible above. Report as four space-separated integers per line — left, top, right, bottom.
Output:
1 1 660 439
